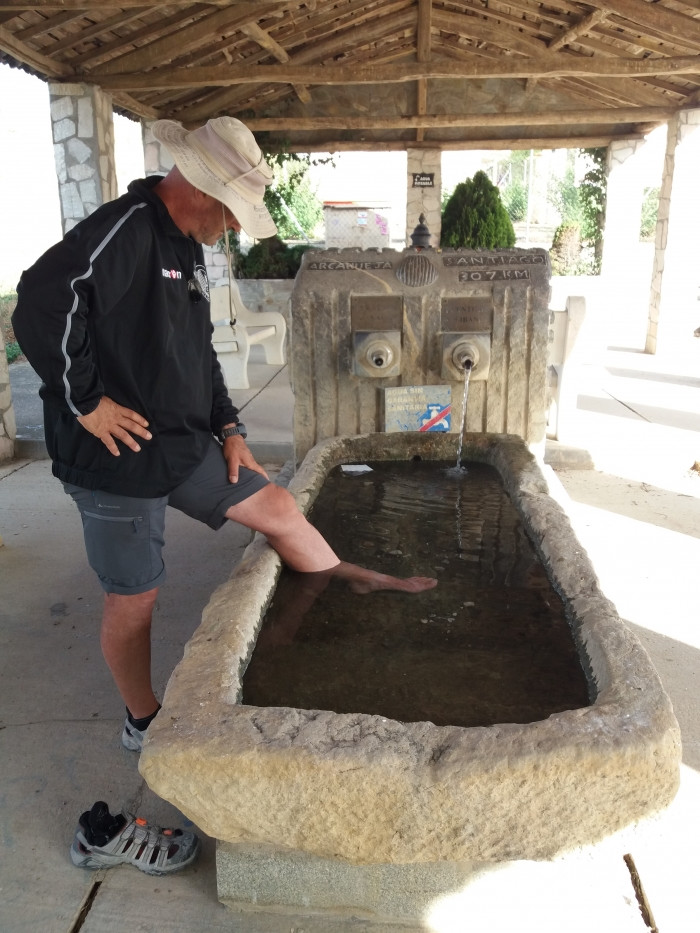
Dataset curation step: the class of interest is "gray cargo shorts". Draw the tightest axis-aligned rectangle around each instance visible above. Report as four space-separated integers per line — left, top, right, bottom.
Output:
63 438 268 595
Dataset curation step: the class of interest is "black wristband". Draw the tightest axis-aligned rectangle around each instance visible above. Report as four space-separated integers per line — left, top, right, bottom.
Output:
219 423 247 441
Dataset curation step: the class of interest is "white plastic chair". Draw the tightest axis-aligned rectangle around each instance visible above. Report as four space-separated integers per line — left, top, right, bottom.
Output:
209 282 287 390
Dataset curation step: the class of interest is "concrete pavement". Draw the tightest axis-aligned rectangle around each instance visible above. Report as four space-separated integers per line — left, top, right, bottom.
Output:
1 341 699 932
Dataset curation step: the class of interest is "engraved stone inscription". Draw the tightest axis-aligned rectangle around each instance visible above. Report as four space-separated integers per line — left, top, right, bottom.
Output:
307 260 393 271
459 269 530 282
442 298 493 333
351 295 403 331
444 254 545 267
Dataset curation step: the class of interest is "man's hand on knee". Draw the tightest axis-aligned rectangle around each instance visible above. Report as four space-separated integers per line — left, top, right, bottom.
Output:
222 435 268 484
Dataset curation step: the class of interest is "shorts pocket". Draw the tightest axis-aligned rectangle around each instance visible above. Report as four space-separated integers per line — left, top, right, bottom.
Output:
80 506 160 590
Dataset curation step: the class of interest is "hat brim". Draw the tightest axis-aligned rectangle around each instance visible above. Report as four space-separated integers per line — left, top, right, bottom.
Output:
153 120 277 240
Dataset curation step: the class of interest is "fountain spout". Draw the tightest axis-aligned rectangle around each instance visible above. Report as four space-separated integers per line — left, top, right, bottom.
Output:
450 341 478 377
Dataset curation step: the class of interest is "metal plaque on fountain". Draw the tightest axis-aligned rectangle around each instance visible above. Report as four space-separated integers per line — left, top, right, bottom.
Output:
441 298 493 333
351 295 403 332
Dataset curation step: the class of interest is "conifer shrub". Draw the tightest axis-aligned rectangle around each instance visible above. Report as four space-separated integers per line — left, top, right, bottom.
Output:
440 170 516 249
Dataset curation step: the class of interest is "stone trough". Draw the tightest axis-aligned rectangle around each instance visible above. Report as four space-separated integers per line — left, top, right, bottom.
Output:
139 431 680 913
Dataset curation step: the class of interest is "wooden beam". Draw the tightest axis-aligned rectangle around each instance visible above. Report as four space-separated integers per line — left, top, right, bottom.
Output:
239 20 310 104
548 9 608 53
586 0 700 46
0 23 72 76
91 3 270 75
432 8 548 57
112 90 159 121
416 78 427 142
0 1 285 8
415 0 432 143
271 135 642 154
87 55 700 90
417 0 432 63
243 107 675 132
72 6 206 67
15 10 89 41
33 9 148 54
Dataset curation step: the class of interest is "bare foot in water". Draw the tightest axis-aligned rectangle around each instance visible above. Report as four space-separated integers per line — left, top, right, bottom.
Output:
332 562 438 594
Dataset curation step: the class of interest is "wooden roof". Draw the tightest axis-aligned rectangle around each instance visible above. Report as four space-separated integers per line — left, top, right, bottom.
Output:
1 1 699 152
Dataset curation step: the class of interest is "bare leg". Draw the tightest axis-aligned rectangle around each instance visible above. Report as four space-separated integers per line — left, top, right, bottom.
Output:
225 485 437 592
225 484 340 572
100 588 160 718
331 561 437 594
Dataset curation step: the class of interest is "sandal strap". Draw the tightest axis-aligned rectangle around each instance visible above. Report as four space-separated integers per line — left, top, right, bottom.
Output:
113 815 182 869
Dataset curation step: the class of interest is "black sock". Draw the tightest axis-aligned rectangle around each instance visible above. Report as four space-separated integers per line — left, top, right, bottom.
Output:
78 801 126 847
126 704 161 732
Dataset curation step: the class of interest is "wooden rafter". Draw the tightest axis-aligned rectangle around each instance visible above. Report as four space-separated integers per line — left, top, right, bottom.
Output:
72 6 208 68
242 107 676 132
586 0 700 47
0 0 697 152
0 20 71 74
89 3 269 75
33 9 148 54
415 0 431 143
15 10 91 41
85 55 700 91
0 1 285 8
239 20 310 104
271 134 645 154
548 8 609 53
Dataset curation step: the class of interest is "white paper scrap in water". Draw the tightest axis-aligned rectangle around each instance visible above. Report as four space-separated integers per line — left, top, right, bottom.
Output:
341 464 373 474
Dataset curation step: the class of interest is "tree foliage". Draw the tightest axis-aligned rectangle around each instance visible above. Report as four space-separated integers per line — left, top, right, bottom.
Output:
639 186 660 242
547 147 606 275
500 150 531 222
502 180 527 222
237 236 311 279
577 147 606 261
219 148 330 277
263 152 326 240
440 170 516 249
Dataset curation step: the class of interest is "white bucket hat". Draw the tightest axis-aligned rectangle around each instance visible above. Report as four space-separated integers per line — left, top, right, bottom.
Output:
152 116 277 239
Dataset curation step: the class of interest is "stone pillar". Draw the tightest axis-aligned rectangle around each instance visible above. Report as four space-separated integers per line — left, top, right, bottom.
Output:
48 82 117 234
601 138 648 277
142 120 173 176
600 137 661 347
0 328 16 463
406 149 441 247
647 109 700 354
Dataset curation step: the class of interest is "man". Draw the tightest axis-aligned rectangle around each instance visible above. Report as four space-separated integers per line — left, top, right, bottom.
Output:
12 116 436 874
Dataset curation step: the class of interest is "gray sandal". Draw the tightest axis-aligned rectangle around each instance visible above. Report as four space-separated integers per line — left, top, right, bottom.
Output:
70 802 200 875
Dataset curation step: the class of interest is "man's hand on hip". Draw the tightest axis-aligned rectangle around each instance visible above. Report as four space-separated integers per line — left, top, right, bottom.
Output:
77 396 152 456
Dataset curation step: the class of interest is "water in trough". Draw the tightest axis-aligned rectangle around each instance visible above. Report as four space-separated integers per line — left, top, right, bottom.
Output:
243 459 591 727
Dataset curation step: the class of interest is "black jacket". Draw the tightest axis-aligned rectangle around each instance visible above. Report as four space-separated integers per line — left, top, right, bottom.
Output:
12 176 239 497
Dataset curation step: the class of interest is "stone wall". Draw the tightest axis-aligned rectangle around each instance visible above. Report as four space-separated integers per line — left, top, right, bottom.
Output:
48 83 117 234
647 108 700 353
406 149 442 247
237 280 293 323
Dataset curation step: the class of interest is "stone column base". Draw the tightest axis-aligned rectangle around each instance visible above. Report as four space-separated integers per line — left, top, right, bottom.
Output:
217 840 478 924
